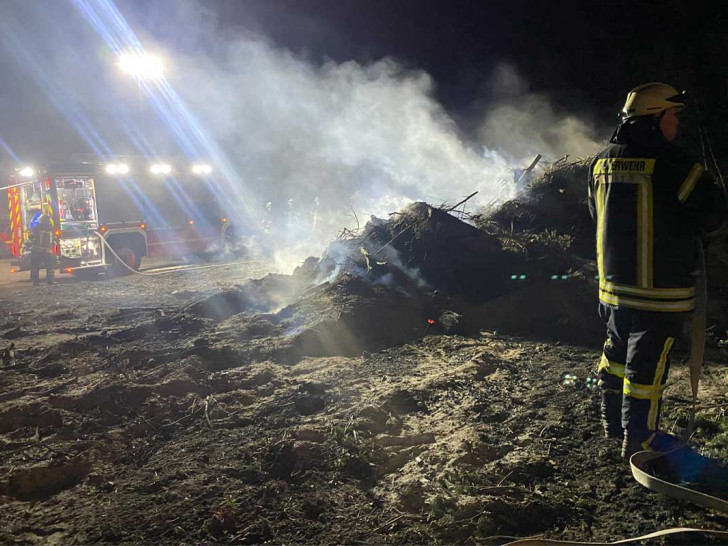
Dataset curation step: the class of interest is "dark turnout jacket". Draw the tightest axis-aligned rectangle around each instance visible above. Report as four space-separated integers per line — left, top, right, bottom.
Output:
588 123 727 313
29 217 55 254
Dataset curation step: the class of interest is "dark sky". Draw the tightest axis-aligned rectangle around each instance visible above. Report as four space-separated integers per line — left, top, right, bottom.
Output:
2 0 728 171
197 0 727 117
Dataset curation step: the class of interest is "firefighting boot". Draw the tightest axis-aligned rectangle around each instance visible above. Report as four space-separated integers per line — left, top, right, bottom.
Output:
600 388 623 440
621 429 688 459
621 428 651 459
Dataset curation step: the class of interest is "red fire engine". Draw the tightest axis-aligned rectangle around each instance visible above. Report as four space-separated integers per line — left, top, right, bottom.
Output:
5 159 242 275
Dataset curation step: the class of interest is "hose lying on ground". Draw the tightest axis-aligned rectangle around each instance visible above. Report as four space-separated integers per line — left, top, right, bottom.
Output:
94 231 272 277
496 525 728 545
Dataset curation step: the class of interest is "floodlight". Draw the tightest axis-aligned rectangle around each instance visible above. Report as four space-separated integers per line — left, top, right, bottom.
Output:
117 163 130 174
118 53 164 80
19 167 34 178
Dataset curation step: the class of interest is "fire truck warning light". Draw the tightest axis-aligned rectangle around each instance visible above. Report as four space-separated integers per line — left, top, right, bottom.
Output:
191 163 212 175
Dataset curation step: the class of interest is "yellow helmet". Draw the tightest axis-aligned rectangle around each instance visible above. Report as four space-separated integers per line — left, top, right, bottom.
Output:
621 82 686 119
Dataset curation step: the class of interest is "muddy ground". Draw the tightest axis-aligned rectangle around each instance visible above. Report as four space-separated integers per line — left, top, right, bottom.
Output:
1 259 728 545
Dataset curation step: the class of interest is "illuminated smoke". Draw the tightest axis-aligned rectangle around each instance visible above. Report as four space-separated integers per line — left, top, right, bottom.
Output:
477 63 603 163
0 1 605 273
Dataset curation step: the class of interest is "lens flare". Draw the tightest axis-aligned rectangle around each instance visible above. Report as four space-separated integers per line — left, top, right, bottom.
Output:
118 53 164 80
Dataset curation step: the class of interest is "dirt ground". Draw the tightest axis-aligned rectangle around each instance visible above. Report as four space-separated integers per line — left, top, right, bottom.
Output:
1 258 728 544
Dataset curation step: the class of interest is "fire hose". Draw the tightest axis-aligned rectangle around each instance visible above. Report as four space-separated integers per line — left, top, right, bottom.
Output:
94 231 271 277
500 244 728 545
497 526 728 545
627 242 728 507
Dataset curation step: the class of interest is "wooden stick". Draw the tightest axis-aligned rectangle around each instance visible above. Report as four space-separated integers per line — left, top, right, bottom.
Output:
516 154 542 186
444 191 479 212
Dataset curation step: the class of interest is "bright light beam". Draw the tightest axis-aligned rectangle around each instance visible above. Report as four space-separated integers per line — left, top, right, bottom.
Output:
72 0 262 226
118 53 164 80
0 134 20 163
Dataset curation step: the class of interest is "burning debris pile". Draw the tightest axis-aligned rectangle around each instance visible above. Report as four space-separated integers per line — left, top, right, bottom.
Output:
309 201 510 303
475 158 595 267
191 154 728 354
186 160 607 359
192 159 607 358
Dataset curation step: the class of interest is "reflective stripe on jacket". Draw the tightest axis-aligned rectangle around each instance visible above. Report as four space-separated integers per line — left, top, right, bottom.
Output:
588 141 726 313
30 226 55 253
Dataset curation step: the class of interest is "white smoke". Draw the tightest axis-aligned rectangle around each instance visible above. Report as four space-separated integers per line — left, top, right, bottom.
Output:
1 1 606 273
172 44 514 209
477 63 603 164
164 39 521 272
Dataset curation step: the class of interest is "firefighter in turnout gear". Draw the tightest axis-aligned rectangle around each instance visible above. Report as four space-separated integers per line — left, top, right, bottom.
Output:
28 213 57 286
588 83 727 458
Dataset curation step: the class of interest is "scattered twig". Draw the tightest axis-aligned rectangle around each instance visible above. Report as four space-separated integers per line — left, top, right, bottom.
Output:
373 225 412 255
372 513 406 533
477 484 531 495
444 191 479 212
204 395 213 428
350 206 360 231
497 470 513 486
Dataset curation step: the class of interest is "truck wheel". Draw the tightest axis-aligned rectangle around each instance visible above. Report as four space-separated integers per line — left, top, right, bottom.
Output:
112 246 141 275
223 228 248 259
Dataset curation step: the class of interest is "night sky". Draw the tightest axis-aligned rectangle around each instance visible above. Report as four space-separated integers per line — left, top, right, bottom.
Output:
2 0 728 172
199 0 728 119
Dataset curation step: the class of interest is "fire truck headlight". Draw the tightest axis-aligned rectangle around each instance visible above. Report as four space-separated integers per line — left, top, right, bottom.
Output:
105 163 129 175
192 163 212 175
19 167 34 178
151 163 171 175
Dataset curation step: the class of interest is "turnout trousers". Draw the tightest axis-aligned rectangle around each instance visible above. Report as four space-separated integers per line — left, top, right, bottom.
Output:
597 303 687 450
30 251 55 285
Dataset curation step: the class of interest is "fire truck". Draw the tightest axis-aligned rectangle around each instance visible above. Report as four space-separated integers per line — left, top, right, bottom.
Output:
5 159 243 276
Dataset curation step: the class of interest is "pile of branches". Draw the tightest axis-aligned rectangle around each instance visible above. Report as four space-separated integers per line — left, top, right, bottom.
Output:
300 202 510 304
472 158 595 271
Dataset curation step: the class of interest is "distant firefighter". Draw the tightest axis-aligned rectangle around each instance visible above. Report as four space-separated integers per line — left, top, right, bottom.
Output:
28 213 57 286
588 83 727 458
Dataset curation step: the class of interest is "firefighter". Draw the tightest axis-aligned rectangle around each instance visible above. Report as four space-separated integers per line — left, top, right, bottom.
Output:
588 83 727 458
28 212 57 286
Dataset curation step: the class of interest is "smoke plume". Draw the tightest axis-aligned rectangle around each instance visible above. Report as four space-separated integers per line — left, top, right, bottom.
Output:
478 63 603 164
0 1 605 272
